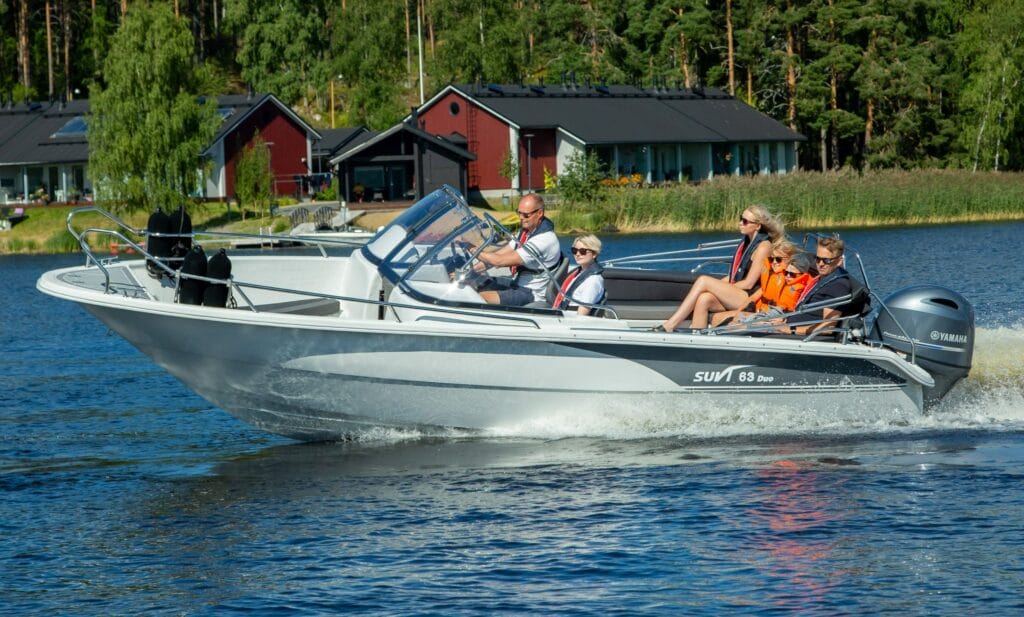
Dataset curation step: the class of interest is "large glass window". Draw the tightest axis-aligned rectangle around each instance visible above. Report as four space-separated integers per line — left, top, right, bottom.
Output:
618 145 649 179
593 146 614 177
652 145 678 183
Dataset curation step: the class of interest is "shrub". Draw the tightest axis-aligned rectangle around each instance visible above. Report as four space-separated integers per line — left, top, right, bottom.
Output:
44 231 82 253
555 151 604 204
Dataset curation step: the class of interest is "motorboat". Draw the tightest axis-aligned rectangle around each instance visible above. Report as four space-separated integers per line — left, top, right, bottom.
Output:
37 186 975 441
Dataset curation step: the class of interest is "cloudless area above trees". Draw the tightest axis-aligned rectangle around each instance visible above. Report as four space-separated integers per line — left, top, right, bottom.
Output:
3 0 1023 173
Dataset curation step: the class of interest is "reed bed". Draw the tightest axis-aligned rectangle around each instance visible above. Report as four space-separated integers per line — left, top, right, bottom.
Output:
557 169 1024 233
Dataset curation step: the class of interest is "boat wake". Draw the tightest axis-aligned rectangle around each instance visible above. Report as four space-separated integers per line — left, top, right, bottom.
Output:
331 326 1024 443
481 326 1024 440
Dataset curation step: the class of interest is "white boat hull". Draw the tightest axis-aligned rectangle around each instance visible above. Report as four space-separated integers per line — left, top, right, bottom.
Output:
71 294 925 440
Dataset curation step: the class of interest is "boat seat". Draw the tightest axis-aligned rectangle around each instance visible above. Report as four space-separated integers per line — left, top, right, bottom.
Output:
542 252 571 305
602 300 680 320
251 297 341 316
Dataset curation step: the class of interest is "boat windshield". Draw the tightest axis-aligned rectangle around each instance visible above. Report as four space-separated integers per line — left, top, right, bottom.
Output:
363 185 495 287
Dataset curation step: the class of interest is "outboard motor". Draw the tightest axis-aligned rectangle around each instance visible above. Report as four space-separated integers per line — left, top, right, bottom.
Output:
144 208 172 279
202 248 232 307
870 285 974 406
176 245 207 305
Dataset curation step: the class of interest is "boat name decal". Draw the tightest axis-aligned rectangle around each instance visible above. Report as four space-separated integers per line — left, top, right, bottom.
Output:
693 365 774 384
930 330 968 344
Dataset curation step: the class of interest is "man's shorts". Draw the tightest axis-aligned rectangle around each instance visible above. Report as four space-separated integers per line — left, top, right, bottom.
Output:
496 285 535 307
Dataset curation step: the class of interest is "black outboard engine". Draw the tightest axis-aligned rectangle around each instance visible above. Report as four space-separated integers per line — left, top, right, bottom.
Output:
870 285 974 407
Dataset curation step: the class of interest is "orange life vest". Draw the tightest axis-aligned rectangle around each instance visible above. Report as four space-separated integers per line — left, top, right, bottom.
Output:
777 272 812 312
755 259 787 312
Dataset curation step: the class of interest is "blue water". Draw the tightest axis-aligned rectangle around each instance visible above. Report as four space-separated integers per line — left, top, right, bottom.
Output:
3 223 1024 614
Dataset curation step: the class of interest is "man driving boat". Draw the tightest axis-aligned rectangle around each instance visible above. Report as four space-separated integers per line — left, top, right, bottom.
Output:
473 194 561 306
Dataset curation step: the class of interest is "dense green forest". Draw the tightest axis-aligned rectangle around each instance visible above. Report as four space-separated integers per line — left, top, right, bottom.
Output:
2 0 1023 173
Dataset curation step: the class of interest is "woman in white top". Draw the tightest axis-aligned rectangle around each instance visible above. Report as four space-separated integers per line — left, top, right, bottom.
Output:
553 234 605 316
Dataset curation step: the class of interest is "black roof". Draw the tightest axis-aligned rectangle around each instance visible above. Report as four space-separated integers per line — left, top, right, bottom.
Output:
330 122 476 165
444 83 805 144
314 127 370 156
0 99 91 165
0 94 321 167
204 93 321 154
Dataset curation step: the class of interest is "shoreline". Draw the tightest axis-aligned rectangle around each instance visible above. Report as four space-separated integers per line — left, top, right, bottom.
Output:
4 210 1024 256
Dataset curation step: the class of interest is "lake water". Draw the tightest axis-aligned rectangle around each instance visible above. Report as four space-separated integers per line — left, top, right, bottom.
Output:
2 222 1024 614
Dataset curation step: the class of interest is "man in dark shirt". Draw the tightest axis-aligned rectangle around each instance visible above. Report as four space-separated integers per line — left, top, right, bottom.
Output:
787 235 852 335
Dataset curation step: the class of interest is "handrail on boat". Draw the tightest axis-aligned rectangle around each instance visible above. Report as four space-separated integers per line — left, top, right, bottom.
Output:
65 204 372 259
67 221 547 330
604 240 738 270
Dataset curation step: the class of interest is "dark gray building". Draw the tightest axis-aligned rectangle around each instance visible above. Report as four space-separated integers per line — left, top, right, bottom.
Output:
328 122 475 203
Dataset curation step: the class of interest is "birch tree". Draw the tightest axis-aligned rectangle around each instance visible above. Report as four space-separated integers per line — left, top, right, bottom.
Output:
88 2 219 212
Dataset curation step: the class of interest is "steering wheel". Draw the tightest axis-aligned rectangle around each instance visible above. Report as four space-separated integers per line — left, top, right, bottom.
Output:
453 215 505 285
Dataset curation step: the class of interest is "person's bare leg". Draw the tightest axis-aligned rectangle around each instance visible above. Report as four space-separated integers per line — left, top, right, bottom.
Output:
661 276 711 331
479 290 500 304
663 276 750 330
692 292 725 329
711 308 740 326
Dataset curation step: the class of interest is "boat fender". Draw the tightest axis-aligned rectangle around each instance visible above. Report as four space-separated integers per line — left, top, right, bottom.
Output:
177 245 208 305
167 205 193 270
203 249 232 307
145 208 172 279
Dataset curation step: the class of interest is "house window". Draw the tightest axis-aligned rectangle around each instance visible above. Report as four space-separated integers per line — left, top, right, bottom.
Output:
72 166 85 191
449 102 460 116
52 116 87 138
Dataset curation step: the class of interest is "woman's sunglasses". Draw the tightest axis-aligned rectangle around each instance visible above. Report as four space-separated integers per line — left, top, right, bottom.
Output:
770 255 788 263
784 270 802 278
571 247 594 256
740 217 756 226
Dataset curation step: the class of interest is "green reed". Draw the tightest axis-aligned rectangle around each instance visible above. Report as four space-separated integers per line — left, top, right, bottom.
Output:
557 169 1024 233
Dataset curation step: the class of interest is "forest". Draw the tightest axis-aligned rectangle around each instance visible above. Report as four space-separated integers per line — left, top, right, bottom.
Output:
2 0 1022 173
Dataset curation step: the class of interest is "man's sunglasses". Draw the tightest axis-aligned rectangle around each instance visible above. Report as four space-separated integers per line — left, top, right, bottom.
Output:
815 255 838 265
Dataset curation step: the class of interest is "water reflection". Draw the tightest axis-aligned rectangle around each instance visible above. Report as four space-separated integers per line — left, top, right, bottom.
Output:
744 453 849 612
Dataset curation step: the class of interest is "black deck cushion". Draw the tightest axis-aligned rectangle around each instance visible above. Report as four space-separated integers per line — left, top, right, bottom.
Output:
145 209 172 279
203 249 232 307
177 245 207 305
167 205 193 270
602 268 697 302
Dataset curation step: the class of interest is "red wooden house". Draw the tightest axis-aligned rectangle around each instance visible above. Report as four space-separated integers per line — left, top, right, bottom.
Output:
203 93 321 200
414 82 805 201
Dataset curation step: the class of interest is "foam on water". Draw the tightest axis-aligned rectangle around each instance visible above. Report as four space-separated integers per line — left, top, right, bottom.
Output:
479 325 1024 441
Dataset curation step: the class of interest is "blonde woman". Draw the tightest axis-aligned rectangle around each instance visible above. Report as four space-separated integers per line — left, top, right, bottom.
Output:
553 235 605 316
654 204 785 331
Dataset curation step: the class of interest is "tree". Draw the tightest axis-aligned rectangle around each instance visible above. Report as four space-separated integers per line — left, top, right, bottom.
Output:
331 0 407 128
497 147 520 188
556 150 604 204
234 132 272 220
227 0 331 106
956 0 1024 171
88 2 220 212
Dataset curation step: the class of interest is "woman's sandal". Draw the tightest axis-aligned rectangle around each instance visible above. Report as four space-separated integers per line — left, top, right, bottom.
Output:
649 324 669 332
